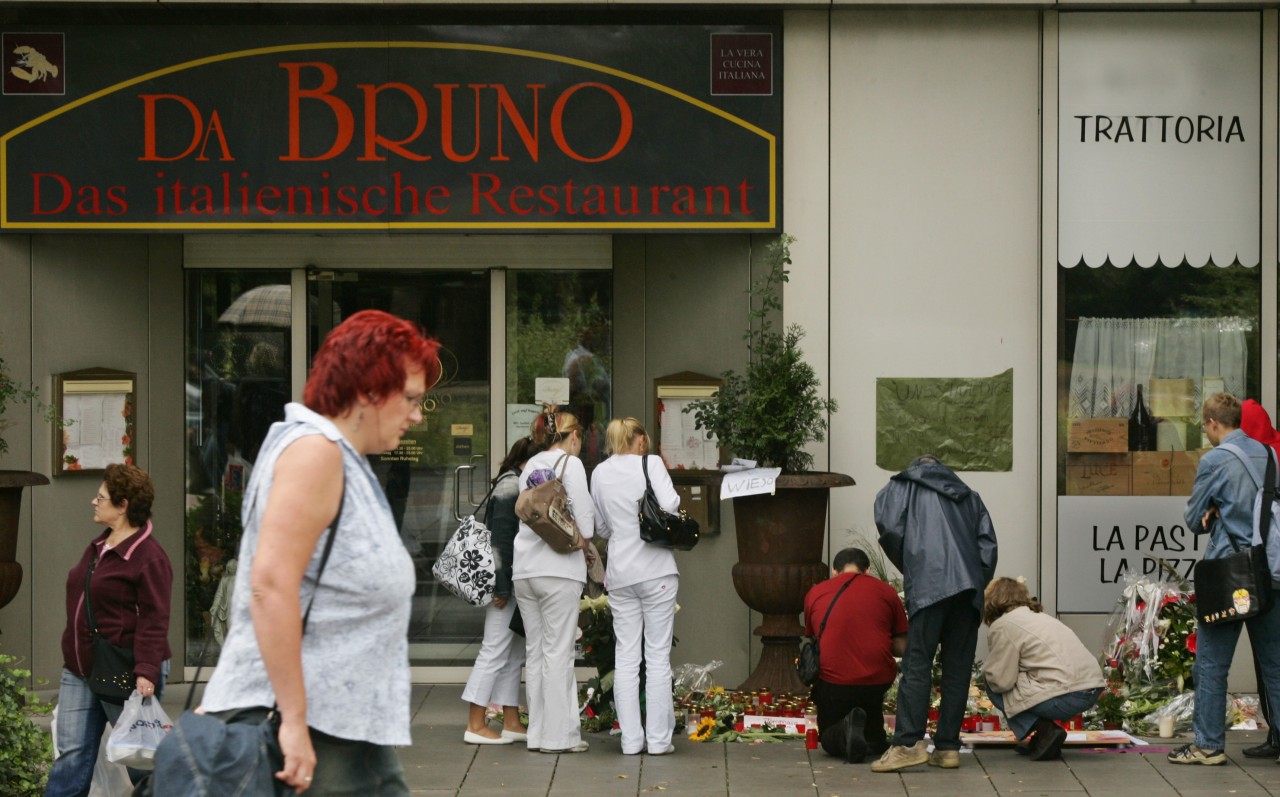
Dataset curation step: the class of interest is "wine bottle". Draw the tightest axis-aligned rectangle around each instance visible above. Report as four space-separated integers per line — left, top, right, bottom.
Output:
1128 383 1156 451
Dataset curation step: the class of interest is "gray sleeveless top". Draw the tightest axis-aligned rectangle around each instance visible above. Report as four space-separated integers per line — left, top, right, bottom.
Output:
200 403 414 745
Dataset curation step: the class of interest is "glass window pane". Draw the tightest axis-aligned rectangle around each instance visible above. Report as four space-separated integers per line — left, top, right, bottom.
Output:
184 271 293 664
1057 264 1260 496
506 270 613 473
307 270 491 666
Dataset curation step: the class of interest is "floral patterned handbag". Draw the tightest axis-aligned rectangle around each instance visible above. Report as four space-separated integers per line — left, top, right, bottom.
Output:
433 479 501 607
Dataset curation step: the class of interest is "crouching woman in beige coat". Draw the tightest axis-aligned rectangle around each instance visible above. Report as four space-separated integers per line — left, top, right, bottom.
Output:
981 577 1106 761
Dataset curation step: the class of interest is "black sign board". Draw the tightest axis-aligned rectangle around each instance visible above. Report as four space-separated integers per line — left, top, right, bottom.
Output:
0 25 781 232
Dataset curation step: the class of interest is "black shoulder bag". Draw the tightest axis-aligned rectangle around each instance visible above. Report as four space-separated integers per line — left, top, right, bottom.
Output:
84 550 139 704
796 574 858 686
144 484 345 797
1194 443 1274 626
638 456 700 550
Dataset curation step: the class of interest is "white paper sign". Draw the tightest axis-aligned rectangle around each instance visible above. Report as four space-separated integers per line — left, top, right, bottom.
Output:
1059 12 1260 268
658 397 719 470
506 404 543 448
1056 495 1205 613
720 468 781 500
535 377 570 405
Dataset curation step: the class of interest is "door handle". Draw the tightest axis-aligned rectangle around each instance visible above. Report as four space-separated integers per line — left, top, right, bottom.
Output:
467 454 487 507
453 464 476 521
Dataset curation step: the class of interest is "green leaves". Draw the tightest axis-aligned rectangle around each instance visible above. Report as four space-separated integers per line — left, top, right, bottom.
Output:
686 235 836 473
0 654 52 797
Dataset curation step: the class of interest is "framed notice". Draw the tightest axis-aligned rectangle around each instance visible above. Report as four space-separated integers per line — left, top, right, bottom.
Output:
52 368 136 475
654 371 722 471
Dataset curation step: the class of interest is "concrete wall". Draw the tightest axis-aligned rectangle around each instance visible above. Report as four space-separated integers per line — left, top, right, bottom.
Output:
614 234 762 686
0 235 185 686
820 10 1044 664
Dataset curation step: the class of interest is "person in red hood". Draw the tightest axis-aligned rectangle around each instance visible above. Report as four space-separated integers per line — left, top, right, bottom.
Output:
1241 399 1280 461
1239 398 1280 759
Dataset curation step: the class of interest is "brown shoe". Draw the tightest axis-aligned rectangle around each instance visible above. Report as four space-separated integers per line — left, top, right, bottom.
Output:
928 749 960 768
870 741 929 772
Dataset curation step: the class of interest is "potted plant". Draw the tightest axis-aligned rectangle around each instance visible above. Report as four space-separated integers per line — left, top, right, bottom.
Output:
0 349 52 613
687 234 854 693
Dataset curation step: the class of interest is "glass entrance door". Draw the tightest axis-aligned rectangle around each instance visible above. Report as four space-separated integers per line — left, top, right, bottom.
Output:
307 270 491 666
183 239 613 676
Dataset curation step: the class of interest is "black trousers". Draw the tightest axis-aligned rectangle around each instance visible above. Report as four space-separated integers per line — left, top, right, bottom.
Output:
813 678 893 758
891 591 981 751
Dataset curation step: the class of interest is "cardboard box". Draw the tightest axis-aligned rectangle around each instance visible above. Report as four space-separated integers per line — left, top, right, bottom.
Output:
1067 418 1128 453
1170 449 1205 496
1066 453 1130 496
1150 378 1197 417
1130 451 1172 496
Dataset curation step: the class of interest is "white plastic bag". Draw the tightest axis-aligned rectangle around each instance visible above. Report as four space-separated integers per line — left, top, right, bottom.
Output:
105 691 173 770
52 704 132 797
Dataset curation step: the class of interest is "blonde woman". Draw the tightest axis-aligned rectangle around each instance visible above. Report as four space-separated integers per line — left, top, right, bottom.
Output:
590 418 680 756
981 577 1104 761
513 408 595 754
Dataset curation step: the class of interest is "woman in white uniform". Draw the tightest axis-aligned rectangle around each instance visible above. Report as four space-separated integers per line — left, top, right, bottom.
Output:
513 408 595 754
590 417 681 756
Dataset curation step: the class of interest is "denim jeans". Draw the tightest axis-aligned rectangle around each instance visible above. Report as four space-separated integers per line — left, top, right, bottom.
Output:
46 662 170 797
988 687 1102 740
891 591 980 751
1193 588 1280 750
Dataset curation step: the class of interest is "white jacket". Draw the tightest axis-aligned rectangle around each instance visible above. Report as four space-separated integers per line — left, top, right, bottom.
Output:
512 448 595 583
590 454 680 591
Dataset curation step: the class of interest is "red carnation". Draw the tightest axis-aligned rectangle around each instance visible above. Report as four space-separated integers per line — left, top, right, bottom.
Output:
1186 632 1197 654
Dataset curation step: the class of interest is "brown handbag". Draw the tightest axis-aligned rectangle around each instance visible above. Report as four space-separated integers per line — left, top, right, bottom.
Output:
515 453 582 554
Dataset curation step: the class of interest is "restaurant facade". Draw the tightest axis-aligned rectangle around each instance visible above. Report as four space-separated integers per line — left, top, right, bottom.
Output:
0 2 1275 691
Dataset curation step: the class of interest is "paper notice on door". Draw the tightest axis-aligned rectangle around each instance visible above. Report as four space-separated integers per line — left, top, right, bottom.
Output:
534 377 570 406
507 404 543 445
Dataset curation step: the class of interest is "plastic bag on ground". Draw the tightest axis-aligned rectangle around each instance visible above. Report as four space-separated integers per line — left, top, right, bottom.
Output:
673 660 723 695
105 691 173 770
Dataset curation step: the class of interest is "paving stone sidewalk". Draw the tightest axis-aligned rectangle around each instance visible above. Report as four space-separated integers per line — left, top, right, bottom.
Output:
113 682 1280 797
392 685 1280 797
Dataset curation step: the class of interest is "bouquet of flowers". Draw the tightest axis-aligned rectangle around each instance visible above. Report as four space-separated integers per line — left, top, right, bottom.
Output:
1099 567 1196 728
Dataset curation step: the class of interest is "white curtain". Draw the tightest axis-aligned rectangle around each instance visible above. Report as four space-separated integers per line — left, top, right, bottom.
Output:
1068 317 1250 418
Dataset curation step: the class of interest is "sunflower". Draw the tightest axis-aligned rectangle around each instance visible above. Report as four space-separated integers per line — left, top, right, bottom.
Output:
688 717 717 742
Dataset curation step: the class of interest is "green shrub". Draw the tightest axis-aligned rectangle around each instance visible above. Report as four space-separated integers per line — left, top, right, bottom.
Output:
0 654 53 797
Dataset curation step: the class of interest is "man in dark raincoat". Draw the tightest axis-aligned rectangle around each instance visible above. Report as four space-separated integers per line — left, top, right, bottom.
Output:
870 455 997 772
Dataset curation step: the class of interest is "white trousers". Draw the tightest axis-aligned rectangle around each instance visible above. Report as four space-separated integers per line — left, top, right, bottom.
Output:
610 575 678 754
514 576 584 751
461 598 525 709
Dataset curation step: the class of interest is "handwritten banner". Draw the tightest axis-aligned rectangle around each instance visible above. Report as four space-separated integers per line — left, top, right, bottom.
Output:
875 368 1013 472
720 467 781 500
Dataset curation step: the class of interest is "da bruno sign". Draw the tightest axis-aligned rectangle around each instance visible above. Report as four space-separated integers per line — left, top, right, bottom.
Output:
0 26 780 232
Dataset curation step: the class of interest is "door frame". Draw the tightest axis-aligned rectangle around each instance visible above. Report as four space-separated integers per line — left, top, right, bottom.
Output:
183 234 612 683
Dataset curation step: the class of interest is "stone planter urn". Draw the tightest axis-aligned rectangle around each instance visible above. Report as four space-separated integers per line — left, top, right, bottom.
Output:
731 471 854 694
0 470 49 612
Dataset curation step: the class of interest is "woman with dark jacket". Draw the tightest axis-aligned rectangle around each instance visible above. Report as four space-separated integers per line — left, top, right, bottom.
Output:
47 463 172 797
462 437 536 744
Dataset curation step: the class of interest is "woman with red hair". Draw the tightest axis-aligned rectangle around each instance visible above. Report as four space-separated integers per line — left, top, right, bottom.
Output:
198 310 440 796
